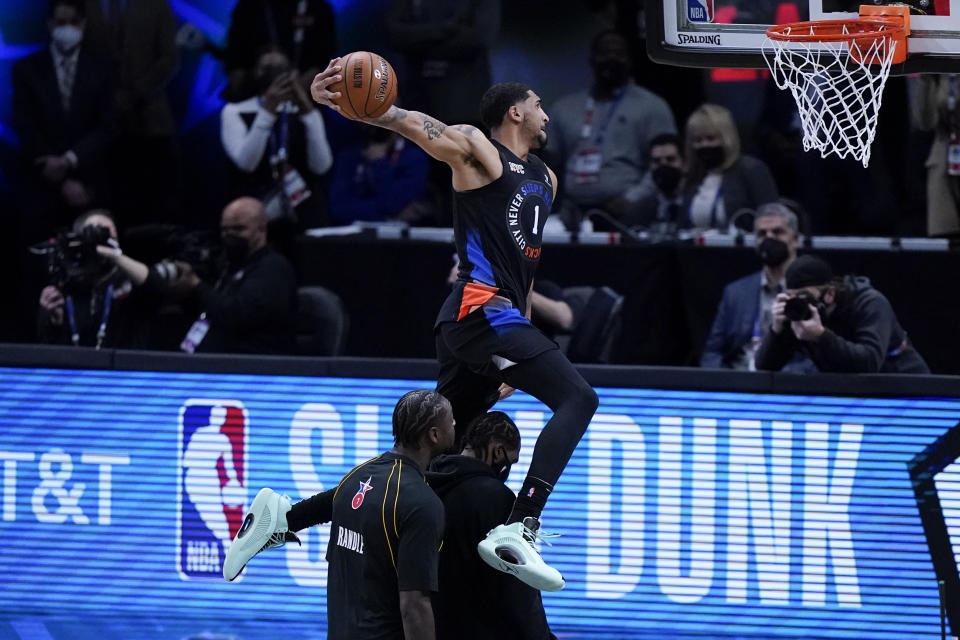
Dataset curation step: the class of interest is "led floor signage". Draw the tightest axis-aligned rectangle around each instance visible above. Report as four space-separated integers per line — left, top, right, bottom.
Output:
0 367 957 639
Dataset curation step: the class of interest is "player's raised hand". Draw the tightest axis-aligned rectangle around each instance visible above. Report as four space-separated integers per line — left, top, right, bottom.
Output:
310 58 347 115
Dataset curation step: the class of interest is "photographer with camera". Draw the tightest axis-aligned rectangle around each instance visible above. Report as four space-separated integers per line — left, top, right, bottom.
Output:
755 255 929 374
701 202 813 372
36 209 168 349
176 197 297 355
221 45 332 232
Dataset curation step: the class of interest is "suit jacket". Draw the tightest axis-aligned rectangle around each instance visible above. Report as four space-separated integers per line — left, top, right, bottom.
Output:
12 46 115 181
681 155 779 230
83 0 178 137
701 270 814 372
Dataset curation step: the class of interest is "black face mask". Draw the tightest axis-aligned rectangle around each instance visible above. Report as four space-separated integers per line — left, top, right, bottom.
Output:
488 445 512 482
757 237 790 267
695 145 725 170
222 234 249 267
594 60 630 89
651 164 683 194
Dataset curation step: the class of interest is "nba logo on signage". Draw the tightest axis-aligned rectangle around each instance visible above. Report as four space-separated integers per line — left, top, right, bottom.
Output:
177 399 248 580
688 0 714 22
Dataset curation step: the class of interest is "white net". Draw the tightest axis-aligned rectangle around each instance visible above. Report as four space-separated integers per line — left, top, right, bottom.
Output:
762 23 899 167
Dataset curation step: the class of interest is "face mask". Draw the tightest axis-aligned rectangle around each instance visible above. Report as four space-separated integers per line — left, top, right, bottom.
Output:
52 25 83 52
757 237 790 267
594 60 630 88
221 234 249 267
695 144 725 170
651 164 683 194
488 445 513 482
256 64 289 94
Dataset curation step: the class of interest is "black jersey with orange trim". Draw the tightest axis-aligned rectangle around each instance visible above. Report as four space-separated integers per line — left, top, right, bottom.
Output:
436 140 554 327
325 452 445 640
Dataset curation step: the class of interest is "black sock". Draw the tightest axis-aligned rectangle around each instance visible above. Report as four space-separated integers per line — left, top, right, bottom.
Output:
507 476 553 524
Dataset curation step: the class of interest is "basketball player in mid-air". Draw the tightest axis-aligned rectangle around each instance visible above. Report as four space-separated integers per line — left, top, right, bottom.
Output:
318 58 597 591
223 60 597 593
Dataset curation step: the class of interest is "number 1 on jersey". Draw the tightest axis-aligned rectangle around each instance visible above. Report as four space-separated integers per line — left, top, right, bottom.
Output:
532 205 540 235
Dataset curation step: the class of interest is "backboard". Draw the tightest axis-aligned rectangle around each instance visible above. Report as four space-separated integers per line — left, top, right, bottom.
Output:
646 0 960 73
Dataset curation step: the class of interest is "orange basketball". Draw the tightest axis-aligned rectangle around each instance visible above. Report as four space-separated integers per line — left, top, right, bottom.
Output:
329 51 398 119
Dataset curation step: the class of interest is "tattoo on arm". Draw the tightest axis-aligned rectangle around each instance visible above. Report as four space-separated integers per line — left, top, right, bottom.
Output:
423 119 446 141
375 107 408 126
451 124 479 136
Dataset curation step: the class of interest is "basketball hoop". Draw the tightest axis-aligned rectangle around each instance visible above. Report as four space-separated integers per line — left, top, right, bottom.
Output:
762 6 910 167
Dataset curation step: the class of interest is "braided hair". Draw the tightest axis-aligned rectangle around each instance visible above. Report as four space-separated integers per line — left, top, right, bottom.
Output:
392 390 451 448
461 411 521 453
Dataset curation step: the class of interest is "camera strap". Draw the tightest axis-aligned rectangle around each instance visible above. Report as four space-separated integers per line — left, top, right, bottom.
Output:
65 283 114 349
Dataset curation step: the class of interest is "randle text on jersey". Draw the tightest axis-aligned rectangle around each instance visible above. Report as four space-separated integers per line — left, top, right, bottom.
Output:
336 525 365 554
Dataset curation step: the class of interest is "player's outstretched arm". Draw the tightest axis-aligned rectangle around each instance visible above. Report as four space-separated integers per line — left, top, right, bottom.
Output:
311 59 499 184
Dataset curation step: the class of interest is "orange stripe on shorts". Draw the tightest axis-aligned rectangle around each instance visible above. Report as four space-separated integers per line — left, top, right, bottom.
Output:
457 282 499 321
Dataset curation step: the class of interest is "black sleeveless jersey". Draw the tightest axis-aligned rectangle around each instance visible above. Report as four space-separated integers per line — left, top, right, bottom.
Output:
436 139 554 325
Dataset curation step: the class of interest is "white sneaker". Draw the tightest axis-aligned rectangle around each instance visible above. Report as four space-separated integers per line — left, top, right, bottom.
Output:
222 487 299 581
477 516 565 591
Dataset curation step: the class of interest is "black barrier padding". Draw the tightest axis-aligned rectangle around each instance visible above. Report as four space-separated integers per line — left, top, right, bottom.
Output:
2 343 958 399
294 236 960 375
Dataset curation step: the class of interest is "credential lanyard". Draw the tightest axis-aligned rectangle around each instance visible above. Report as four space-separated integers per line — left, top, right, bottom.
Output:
270 107 290 176
709 184 724 228
65 283 114 349
581 88 626 145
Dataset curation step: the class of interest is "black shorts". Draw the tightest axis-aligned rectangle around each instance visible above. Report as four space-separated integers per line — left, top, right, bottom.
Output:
435 308 557 430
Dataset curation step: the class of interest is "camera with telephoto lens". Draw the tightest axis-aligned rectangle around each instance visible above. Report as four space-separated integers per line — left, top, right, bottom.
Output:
783 291 816 322
31 225 115 293
119 225 222 285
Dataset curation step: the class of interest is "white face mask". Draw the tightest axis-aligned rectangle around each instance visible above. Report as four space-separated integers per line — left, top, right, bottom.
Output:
52 25 83 52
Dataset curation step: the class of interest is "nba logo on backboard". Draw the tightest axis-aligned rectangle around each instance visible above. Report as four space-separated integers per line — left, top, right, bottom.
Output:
177 399 248 581
688 0 714 22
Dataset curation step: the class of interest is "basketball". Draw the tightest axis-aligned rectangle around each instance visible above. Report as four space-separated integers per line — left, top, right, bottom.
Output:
329 51 398 119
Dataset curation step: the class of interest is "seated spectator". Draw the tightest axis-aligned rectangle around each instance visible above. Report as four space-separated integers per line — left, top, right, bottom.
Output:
12 0 115 242
446 256 620 364
177 197 297 355
700 202 813 372
756 255 930 374
681 104 778 232
622 132 686 233
328 128 431 224
36 209 166 349
221 45 333 230
446 256 575 340
549 29 676 230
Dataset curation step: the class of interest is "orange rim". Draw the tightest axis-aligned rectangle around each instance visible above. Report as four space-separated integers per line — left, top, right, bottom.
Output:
765 19 904 42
